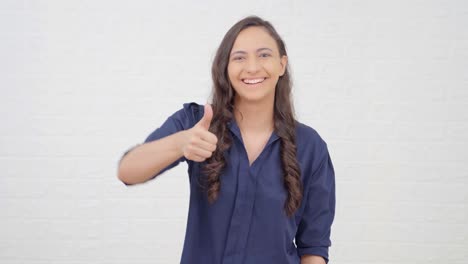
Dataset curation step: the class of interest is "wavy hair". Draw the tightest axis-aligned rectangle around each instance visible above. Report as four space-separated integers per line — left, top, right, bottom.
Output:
200 15 302 218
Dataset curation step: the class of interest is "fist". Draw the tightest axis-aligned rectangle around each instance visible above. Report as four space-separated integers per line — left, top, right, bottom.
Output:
182 104 218 162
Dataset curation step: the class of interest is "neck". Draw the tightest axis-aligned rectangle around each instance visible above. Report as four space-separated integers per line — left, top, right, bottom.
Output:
233 97 275 134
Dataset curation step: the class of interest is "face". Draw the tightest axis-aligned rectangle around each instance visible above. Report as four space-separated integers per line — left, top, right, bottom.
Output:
227 26 287 105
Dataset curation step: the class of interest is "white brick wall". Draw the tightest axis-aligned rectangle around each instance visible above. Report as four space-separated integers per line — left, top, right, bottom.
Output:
1 0 467 263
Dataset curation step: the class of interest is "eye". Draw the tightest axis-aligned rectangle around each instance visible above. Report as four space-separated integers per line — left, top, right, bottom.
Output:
232 56 245 61
259 53 271 58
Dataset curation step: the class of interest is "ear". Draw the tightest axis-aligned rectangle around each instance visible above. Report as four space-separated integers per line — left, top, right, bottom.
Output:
279 55 288 76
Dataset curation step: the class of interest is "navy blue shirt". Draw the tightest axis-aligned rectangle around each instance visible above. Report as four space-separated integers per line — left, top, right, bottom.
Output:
120 102 336 264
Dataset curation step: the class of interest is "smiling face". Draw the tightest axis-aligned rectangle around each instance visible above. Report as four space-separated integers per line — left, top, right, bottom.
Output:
227 26 287 105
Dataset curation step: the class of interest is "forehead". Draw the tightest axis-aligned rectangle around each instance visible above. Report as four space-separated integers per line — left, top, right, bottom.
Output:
231 26 278 52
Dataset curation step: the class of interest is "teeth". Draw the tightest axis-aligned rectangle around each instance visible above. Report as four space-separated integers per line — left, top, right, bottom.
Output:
243 78 265 84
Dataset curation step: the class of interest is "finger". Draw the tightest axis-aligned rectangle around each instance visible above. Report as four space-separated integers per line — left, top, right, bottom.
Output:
199 130 218 145
188 153 206 162
190 145 213 158
197 104 213 130
194 138 217 152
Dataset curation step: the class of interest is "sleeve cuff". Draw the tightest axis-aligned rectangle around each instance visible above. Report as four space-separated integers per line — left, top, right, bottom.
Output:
297 246 329 263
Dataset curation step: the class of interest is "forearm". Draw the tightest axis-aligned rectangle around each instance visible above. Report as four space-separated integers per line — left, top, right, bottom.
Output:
301 255 326 264
117 130 187 185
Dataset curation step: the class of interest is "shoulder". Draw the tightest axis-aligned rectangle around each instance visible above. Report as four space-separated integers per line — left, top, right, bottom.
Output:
172 101 204 124
180 101 204 117
295 121 328 150
295 121 330 169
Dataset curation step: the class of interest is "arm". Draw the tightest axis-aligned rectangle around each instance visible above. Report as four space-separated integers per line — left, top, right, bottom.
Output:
296 145 335 263
117 103 216 186
117 130 188 185
301 255 326 264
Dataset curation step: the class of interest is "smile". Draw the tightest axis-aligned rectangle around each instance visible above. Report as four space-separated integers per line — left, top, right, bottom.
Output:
242 78 266 84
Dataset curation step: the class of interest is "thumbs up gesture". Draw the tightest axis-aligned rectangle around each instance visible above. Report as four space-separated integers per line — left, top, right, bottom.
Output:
181 104 218 162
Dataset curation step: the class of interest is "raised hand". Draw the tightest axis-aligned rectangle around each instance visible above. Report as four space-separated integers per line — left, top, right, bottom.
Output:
181 104 218 162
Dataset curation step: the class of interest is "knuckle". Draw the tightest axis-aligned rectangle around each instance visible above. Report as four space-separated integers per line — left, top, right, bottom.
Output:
189 137 197 144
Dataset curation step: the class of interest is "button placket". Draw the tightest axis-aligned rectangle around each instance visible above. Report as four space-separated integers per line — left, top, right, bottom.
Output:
223 120 281 263
222 139 249 263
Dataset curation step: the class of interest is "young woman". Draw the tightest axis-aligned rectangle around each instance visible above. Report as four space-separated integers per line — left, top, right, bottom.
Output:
118 16 336 264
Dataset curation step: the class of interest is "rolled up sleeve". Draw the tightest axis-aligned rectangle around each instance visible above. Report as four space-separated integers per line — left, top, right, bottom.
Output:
295 148 336 263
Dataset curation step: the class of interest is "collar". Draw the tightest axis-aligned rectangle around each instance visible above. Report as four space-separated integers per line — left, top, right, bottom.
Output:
227 118 280 145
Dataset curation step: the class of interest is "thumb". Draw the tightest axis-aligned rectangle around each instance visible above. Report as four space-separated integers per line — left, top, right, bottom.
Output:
198 104 213 130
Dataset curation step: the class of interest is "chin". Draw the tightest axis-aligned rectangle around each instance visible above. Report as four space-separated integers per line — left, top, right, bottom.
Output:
236 92 274 104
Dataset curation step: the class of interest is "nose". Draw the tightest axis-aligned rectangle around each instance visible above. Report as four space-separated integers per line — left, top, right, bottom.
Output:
245 57 261 73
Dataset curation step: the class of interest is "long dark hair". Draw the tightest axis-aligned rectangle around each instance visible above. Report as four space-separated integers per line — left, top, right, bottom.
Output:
200 15 302 218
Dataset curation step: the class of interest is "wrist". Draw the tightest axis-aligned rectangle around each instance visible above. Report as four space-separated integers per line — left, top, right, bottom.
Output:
176 130 188 157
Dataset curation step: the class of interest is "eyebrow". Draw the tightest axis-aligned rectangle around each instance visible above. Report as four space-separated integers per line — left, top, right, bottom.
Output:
230 47 273 56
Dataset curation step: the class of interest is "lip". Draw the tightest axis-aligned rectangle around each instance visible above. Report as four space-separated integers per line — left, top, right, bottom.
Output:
241 77 267 85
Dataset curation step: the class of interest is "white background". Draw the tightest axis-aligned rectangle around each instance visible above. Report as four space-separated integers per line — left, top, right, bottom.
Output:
1 0 467 263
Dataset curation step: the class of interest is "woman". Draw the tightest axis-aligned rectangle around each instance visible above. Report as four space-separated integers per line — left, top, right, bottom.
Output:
118 15 336 264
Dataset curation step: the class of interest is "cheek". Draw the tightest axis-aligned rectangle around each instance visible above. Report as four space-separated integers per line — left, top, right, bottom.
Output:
227 69 236 88
227 64 238 81
266 63 283 76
